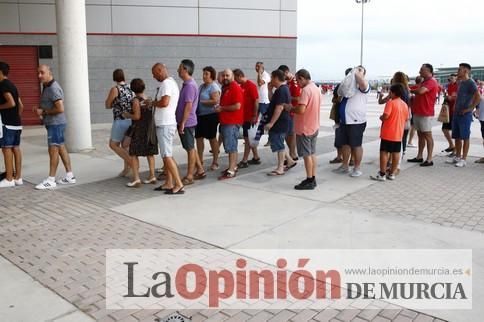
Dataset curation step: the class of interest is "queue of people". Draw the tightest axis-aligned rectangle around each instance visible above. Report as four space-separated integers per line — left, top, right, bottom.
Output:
1 60 483 192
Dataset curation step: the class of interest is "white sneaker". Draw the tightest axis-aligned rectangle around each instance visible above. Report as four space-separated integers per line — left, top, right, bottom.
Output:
14 178 23 186
455 159 467 168
350 169 363 177
58 176 76 185
446 157 460 164
386 174 396 181
0 179 15 188
35 179 57 190
370 172 386 181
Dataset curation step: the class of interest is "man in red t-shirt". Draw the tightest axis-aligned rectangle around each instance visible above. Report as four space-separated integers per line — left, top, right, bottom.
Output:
234 69 260 168
442 73 458 154
278 65 301 162
408 63 439 167
215 69 243 180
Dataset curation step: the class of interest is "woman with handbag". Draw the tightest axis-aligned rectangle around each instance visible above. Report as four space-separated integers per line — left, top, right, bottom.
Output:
122 78 158 188
105 69 134 177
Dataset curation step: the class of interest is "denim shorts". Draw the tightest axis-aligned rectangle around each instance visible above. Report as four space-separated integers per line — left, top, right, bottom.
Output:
46 124 66 146
221 124 240 153
452 114 472 140
0 126 22 148
156 125 176 158
179 126 196 151
269 131 286 152
110 119 131 142
259 103 269 116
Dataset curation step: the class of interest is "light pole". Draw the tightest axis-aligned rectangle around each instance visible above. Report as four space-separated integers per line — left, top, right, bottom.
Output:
355 0 370 66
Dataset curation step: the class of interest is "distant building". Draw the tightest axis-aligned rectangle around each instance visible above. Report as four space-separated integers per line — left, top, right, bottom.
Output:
435 66 484 84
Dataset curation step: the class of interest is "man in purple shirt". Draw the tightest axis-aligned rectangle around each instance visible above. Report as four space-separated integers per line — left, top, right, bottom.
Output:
176 59 204 185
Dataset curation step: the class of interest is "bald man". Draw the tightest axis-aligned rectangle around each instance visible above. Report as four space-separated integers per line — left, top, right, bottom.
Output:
151 63 185 194
34 64 76 190
214 69 244 180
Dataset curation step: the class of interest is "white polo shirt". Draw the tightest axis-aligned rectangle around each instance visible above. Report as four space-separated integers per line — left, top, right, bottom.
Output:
154 77 179 127
258 70 271 104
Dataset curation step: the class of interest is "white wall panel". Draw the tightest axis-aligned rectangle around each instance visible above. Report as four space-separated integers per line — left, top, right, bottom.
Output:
87 0 112 4
200 0 280 10
86 5 111 33
0 4 20 32
112 0 197 7
281 0 297 11
199 8 280 36
112 6 198 34
19 3 56 32
281 11 297 37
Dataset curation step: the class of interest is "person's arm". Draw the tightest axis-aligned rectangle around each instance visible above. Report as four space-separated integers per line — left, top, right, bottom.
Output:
380 101 392 121
200 91 220 106
178 101 193 134
38 99 64 117
104 86 118 109
123 98 141 121
460 90 482 115
18 98 24 116
411 86 429 95
355 69 369 91
0 92 15 110
257 72 265 87
153 95 170 108
216 102 240 112
251 98 259 124
378 93 391 105
265 104 283 130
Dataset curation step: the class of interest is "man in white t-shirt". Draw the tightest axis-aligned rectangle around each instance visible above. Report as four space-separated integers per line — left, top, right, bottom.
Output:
151 63 184 194
332 66 370 177
255 61 271 116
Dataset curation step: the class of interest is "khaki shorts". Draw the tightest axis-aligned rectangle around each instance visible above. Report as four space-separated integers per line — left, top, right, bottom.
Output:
413 115 433 132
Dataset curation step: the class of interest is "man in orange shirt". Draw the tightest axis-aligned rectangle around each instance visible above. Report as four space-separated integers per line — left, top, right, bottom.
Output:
288 69 321 190
371 84 410 181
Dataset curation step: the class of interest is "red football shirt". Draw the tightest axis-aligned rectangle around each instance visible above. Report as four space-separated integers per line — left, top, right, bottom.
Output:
447 82 458 113
241 80 259 122
413 77 439 117
219 81 244 125
288 77 301 107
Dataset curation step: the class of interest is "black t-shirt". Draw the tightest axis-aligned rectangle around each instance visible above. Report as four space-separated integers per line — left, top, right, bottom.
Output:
267 84 291 133
0 79 21 126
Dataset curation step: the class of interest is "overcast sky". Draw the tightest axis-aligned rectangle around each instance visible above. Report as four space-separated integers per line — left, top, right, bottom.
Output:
296 0 484 81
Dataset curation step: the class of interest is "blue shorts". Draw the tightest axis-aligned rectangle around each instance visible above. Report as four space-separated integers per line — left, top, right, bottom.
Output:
179 126 196 151
220 124 240 153
451 114 472 140
0 126 21 148
46 124 66 146
259 103 269 116
110 119 131 142
269 131 286 152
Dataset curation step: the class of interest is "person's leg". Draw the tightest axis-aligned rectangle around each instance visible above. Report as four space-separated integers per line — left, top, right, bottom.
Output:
229 152 237 173
276 151 285 173
353 146 363 169
209 138 219 168
337 147 343 160
416 131 425 159
57 144 73 173
196 137 205 168
311 155 317 178
13 147 22 180
402 129 409 155
423 131 434 162
48 146 60 177
408 125 416 145
129 156 140 183
147 155 155 180
110 140 131 170
303 155 313 178
286 133 297 160
251 146 260 160
442 128 454 150
379 151 388 174
2 148 14 181
242 136 250 163
454 139 463 159
342 145 351 168
390 152 400 175
463 139 470 160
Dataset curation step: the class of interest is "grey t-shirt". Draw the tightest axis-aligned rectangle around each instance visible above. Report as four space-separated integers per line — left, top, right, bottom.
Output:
40 80 67 125
197 82 221 116
455 79 477 114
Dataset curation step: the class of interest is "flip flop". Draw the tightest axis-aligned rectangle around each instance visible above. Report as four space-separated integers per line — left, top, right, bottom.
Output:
193 172 206 180
154 185 172 191
182 177 195 185
284 162 297 171
165 186 185 195
267 170 285 176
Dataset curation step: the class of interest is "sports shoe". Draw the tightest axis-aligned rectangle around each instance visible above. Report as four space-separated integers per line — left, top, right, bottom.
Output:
446 157 460 164
58 176 76 185
35 179 57 190
294 178 316 190
332 165 350 174
455 159 467 168
370 172 386 181
349 169 363 177
386 174 396 181
407 143 417 148
14 178 23 186
0 179 15 188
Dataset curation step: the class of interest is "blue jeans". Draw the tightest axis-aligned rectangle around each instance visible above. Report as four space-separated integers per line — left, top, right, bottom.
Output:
46 124 66 146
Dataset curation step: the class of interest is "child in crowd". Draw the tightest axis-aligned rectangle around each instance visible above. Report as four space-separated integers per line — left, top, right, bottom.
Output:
371 83 410 181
